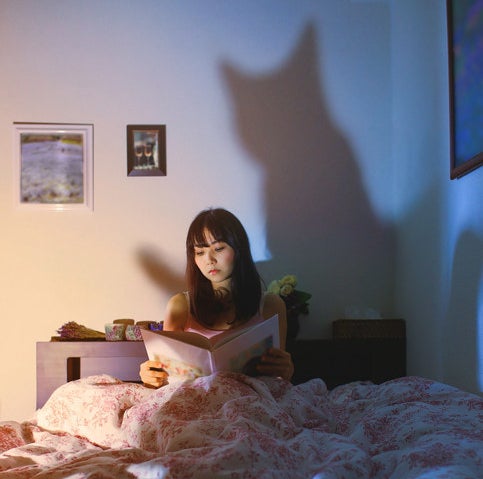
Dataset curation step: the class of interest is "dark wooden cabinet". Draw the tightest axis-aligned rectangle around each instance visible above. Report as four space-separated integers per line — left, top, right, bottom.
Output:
287 336 406 389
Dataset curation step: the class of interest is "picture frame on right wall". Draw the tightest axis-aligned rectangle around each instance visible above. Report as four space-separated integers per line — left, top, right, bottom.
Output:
447 0 483 179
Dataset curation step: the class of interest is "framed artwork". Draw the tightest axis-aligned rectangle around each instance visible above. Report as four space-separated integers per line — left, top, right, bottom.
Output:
126 125 166 177
447 0 483 179
13 123 93 210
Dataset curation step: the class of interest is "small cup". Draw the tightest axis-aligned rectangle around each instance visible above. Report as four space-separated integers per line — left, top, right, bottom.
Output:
113 319 135 325
105 323 126 341
125 324 143 341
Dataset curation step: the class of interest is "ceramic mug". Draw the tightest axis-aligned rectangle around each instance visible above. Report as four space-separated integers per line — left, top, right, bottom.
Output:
125 324 143 341
105 323 126 341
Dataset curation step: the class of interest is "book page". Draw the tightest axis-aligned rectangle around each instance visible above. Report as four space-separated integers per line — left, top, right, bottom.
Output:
151 329 213 350
145 323 257 351
141 329 214 378
212 314 279 373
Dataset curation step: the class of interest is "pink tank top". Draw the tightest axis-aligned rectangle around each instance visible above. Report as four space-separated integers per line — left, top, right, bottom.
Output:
182 291 266 340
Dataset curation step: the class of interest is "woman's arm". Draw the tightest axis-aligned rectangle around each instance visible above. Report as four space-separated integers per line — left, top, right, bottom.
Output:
258 292 294 381
139 293 189 387
261 292 287 349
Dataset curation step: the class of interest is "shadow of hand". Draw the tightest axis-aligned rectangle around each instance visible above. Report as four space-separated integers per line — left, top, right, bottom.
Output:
136 246 186 295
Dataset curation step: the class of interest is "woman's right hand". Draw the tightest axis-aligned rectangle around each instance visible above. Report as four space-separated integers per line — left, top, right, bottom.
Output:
139 360 169 388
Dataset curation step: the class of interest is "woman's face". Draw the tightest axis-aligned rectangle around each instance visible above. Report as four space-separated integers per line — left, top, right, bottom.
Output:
194 229 235 290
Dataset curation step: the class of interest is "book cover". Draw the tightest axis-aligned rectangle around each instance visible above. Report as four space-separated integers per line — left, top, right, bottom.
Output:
141 314 279 379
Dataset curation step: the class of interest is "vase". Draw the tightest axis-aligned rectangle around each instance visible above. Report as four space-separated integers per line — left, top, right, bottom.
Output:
286 313 300 340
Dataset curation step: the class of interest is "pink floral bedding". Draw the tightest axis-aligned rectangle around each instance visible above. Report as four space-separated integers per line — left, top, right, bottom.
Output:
0 374 482 478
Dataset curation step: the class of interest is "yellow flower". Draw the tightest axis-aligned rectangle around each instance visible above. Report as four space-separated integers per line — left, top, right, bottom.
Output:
268 274 311 316
279 283 294 296
280 275 297 287
267 280 281 295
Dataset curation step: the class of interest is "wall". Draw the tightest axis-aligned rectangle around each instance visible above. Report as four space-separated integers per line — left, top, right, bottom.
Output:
0 0 481 421
391 0 483 395
0 0 394 420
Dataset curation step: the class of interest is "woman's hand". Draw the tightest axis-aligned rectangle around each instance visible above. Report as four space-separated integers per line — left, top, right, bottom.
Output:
139 360 169 388
256 347 294 381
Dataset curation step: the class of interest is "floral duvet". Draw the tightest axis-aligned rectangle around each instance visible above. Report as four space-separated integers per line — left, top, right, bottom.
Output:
0 373 482 478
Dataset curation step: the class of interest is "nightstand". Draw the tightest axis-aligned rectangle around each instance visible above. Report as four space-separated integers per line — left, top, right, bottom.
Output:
287 319 406 388
36 341 148 409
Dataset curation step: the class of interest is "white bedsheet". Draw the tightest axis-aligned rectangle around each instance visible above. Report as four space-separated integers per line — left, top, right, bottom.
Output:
1 373 482 478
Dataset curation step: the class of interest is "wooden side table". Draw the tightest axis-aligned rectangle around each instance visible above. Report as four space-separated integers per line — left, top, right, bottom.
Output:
36 341 148 409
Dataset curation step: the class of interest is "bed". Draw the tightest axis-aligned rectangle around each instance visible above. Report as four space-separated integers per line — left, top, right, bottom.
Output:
1 369 482 478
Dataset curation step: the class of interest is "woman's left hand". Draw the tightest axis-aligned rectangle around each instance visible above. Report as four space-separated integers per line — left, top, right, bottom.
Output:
256 347 294 381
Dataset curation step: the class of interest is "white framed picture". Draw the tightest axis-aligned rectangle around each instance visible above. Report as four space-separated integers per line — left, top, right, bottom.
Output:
13 122 94 211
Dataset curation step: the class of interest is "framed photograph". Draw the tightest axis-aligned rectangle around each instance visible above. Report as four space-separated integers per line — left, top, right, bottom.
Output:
14 123 93 210
447 0 483 179
127 125 166 177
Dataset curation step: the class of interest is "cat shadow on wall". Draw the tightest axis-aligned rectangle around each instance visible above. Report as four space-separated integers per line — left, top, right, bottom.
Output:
221 23 396 331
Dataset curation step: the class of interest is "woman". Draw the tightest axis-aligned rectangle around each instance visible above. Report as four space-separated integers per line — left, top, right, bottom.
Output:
140 208 294 388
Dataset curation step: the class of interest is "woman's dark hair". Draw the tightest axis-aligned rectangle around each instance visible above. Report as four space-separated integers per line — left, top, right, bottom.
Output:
186 208 262 326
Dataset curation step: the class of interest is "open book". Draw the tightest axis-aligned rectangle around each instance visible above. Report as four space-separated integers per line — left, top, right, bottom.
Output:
141 314 279 380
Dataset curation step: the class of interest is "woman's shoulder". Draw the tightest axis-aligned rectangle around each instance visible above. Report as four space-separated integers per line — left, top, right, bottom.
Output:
168 291 189 306
163 292 190 330
261 292 286 319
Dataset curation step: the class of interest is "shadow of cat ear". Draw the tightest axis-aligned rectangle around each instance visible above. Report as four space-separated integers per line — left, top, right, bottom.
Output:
221 20 318 78
220 60 245 99
136 246 186 294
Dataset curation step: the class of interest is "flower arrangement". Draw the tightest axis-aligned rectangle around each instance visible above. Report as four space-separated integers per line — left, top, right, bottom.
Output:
267 275 311 317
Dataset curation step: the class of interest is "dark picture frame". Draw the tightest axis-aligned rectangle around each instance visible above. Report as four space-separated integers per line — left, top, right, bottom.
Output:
13 122 94 211
127 125 166 177
447 0 483 179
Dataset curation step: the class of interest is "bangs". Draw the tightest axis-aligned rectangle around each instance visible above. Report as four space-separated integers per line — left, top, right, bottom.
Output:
187 214 229 250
